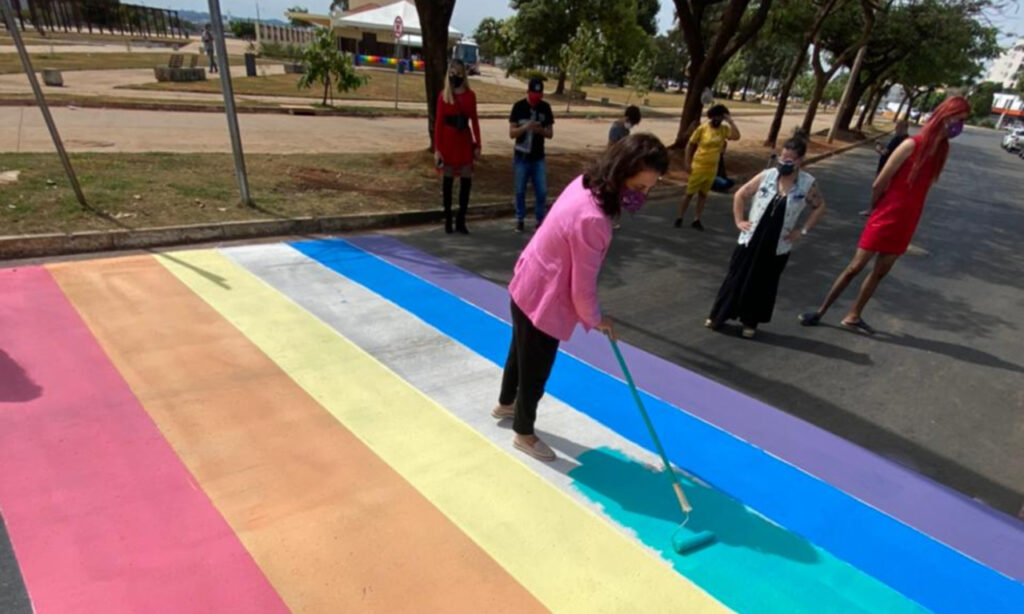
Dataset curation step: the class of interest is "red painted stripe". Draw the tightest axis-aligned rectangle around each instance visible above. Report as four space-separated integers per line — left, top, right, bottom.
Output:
0 266 287 614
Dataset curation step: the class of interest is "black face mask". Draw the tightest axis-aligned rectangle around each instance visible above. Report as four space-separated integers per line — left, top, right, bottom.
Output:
449 75 464 89
710 118 723 127
777 160 797 176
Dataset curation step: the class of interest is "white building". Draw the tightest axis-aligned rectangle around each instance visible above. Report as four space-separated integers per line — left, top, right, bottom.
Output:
984 39 1024 89
286 0 461 58
992 92 1024 128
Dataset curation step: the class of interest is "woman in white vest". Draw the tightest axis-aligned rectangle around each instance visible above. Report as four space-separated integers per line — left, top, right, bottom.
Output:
705 132 827 339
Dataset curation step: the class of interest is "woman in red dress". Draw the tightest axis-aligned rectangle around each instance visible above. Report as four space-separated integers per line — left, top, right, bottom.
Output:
433 59 481 234
799 96 970 334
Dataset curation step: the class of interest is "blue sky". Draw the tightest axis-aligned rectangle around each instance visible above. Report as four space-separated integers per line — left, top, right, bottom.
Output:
152 0 1022 44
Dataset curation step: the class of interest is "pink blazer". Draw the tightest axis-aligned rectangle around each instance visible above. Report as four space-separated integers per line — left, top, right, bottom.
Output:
509 175 613 341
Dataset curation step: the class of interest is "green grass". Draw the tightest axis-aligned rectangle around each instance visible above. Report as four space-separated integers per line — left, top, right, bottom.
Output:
0 151 589 236
581 84 785 112
126 68 538 104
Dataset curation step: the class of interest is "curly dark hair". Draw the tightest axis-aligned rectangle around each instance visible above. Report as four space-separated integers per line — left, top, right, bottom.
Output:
624 105 642 125
707 104 730 119
583 133 669 217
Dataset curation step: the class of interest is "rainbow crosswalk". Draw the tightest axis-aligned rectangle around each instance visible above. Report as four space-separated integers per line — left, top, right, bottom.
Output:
1 237 1022 613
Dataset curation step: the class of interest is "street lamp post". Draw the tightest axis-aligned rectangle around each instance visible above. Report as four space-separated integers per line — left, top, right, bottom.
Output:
208 0 253 206
0 0 87 207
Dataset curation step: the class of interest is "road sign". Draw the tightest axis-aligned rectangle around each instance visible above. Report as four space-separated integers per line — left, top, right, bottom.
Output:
393 16 404 40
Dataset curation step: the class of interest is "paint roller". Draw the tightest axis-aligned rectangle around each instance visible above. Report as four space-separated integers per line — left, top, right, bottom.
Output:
608 337 716 554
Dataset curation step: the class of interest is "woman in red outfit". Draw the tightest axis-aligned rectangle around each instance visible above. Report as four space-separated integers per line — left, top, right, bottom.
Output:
433 59 481 234
799 96 970 334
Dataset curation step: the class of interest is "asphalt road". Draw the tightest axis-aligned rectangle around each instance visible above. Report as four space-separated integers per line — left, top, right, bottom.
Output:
396 127 1024 518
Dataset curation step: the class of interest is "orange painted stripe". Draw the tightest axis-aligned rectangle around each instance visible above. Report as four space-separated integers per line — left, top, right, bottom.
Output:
48 255 548 614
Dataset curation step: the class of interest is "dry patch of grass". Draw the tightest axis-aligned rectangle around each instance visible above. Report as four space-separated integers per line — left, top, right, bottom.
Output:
126 68 616 109
0 150 591 235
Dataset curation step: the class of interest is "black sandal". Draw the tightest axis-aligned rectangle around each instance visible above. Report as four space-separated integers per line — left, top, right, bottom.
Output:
798 312 821 326
841 318 876 335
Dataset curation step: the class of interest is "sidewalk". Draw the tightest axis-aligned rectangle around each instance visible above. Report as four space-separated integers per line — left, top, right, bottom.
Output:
0 102 835 154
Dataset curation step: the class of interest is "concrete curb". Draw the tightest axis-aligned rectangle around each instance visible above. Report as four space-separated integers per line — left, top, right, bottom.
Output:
0 200 531 260
0 136 880 261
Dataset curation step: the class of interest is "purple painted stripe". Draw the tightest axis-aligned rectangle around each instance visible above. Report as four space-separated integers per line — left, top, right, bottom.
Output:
347 233 1024 583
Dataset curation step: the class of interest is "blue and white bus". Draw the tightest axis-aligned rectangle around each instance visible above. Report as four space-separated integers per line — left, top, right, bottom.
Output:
452 39 480 75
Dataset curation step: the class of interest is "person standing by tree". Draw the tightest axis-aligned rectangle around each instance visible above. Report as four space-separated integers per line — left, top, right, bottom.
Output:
799 96 970 334
202 24 217 74
706 132 827 339
876 120 911 175
433 59 481 234
675 104 740 230
608 105 642 146
509 78 555 233
861 120 910 215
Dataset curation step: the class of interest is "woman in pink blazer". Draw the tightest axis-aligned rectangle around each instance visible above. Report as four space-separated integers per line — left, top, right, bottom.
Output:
492 133 669 461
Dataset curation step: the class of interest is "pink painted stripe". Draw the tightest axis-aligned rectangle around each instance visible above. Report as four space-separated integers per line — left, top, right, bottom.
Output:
0 266 287 614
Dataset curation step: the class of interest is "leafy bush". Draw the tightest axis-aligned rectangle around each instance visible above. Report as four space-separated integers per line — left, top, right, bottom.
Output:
260 41 306 60
229 20 256 41
298 28 367 106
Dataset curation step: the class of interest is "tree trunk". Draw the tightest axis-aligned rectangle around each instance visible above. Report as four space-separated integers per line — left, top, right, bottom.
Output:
556 71 567 95
414 0 456 149
741 71 753 101
855 85 876 131
856 81 882 131
867 85 887 125
835 74 872 131
673 62 719 148
765 44 808 147
800 79 828 135
833 72 877 132
894 92 909 122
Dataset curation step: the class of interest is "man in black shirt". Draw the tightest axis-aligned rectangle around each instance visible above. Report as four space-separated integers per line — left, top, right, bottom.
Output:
861 120 909 216
509 77 555 232
876 120 910 175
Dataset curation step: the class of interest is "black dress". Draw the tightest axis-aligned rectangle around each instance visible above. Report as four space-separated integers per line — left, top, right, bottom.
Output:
709 194 790 328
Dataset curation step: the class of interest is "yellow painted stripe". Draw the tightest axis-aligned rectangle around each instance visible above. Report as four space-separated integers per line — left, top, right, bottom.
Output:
160 249 731 614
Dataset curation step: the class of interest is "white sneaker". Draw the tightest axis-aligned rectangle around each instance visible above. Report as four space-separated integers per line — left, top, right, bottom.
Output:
513 436 556 462
491 404 515 420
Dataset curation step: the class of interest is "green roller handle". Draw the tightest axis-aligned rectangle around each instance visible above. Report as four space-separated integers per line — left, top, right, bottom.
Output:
608 337 694 514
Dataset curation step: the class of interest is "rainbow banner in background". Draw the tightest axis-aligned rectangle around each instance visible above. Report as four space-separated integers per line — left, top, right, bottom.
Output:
1 237 1022 613
355 55 424 71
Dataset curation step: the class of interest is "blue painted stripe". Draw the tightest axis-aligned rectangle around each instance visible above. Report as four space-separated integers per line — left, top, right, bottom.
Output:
292 238 1024 614
346 234 1024 586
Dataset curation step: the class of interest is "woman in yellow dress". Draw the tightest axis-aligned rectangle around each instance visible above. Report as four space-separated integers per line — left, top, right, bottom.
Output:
675 104 740 231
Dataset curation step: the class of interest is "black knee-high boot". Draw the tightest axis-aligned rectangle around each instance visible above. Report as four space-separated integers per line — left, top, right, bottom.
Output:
456 177 472 234
442 176 454 234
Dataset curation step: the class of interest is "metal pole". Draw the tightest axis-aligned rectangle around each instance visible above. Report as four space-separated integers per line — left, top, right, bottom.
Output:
827 44 867 144
0 0 87 207
394 41 400 110
207 0 252 206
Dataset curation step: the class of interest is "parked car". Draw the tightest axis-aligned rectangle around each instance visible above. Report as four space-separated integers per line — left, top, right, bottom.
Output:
1001 127 1024 152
